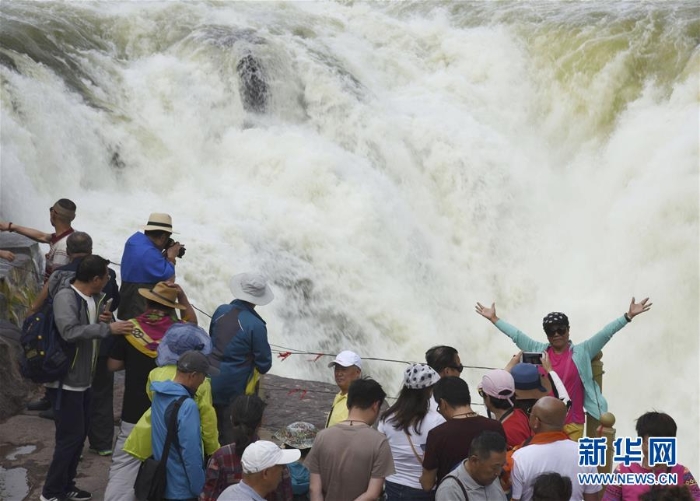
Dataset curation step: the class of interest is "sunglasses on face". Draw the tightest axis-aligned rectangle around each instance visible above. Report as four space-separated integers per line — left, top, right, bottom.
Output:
546 327 567 337
449 364 464 373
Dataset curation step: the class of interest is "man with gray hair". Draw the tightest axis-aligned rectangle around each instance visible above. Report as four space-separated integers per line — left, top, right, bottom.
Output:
208 272 275 444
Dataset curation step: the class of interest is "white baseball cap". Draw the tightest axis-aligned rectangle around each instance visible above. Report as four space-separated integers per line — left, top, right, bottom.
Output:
328 350 362 369
241 441 301 474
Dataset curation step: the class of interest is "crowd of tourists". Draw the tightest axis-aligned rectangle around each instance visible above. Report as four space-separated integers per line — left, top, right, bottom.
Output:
1 200 698 501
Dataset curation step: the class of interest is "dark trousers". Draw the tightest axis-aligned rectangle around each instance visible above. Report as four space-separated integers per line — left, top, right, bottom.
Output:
88 356 115 450
43 387 92 498
214 403 234 446
384 480 435 501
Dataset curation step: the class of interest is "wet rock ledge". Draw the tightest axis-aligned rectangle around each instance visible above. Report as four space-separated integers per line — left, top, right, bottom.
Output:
0 373 337 501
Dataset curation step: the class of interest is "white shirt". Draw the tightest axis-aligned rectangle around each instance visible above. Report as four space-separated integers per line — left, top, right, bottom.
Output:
378 409 445 489
511 439 601 500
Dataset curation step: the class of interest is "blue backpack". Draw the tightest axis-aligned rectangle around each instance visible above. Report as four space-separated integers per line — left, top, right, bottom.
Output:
20 291 78 384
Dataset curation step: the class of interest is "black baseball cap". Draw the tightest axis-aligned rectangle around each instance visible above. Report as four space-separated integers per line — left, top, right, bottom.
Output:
176 350 220 377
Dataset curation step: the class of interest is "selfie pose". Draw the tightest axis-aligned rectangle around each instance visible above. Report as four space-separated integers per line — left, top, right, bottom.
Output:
475 297 652 440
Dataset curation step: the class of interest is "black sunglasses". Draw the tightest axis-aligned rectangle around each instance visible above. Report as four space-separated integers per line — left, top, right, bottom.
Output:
449 364 464 373
546 327 568 337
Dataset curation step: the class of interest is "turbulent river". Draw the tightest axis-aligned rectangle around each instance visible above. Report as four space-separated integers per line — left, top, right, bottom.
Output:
1 1 698 472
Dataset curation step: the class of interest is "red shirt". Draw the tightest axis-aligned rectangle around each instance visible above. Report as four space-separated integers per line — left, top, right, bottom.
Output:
501 408 532 448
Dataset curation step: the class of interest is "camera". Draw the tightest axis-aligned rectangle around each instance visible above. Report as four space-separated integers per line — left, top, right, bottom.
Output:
165 237 186 258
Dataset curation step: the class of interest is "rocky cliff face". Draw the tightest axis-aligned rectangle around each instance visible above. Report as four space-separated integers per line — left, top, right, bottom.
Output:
0 233 43 423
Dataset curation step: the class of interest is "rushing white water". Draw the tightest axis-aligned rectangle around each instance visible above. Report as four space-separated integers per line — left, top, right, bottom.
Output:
1 1 698 472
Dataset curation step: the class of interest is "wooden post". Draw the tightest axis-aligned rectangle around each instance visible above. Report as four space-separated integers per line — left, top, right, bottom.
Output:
598 412 617 474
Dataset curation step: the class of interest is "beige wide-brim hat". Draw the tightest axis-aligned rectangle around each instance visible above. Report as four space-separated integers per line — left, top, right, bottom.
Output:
138 282 186 310
142 213 176 233
230 273 274 306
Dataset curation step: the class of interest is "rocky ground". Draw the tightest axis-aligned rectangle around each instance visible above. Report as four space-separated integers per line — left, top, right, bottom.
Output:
0 373 337 501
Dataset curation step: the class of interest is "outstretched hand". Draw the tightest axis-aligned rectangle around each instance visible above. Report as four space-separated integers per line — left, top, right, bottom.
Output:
475 302 499 323
628 297 652 319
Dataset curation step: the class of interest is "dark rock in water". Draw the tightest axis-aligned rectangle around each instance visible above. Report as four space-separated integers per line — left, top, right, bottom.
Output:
0 51 18 73
110 150 125 170
237 54 267 113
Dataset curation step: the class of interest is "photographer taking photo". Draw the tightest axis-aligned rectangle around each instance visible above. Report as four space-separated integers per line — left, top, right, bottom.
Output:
118 213 185 320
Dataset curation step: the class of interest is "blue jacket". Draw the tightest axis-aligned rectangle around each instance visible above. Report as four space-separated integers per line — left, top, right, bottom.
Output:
150 380 205 499
120 232 175 283
495 316 628 420
208 300 272 406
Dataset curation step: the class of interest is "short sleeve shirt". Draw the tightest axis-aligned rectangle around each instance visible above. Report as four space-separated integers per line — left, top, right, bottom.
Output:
423 416 506 482
306 422 395 501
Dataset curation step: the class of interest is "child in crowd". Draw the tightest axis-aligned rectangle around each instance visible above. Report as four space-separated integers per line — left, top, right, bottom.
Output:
200 395 294 501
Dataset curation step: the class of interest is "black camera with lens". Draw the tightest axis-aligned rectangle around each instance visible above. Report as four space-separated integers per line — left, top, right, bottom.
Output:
165 237 186 258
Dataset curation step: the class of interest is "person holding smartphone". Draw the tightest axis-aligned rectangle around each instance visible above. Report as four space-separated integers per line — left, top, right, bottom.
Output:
475 297 652 440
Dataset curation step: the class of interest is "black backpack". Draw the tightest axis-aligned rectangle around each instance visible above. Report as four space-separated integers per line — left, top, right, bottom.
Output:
20 290 79 384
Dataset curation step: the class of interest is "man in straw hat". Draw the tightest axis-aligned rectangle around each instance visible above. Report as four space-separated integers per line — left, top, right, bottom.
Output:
118 212 184 320
104 281 196 501
0 198 77 282
208 272 275 445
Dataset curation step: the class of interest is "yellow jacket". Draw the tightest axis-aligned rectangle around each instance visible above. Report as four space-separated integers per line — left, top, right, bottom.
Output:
123 365 220 459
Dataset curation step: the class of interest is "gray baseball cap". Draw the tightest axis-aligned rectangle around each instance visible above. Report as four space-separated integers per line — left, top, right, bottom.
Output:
176 350 220 377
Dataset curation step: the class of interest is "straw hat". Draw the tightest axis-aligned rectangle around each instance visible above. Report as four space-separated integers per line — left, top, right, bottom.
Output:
138 282 186 310
142 213 175 233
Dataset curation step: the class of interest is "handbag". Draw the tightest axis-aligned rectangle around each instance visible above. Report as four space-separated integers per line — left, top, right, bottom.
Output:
134 395 188 501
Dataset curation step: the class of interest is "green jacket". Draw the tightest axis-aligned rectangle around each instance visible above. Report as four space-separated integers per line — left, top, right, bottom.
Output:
494 316 629 420
123 365 220 459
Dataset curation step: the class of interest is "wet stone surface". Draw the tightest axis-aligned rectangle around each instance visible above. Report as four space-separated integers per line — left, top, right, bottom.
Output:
0 373 337 500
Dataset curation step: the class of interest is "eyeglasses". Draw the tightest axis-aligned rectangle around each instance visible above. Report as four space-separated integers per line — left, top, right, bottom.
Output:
478 388 485 398
546 327 567 337
449 364 464 374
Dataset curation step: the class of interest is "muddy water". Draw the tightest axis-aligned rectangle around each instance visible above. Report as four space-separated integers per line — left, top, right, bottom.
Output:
0 445 36 501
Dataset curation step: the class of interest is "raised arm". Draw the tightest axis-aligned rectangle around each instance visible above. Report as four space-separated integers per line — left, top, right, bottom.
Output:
0 221 52 243
582 297 652 356
476 301 548 352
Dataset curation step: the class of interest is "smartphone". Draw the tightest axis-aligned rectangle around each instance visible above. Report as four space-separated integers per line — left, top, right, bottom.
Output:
521 352 543 365
102 298 113 314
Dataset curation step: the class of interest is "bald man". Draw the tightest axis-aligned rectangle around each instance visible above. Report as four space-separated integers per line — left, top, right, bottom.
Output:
510 397 601 501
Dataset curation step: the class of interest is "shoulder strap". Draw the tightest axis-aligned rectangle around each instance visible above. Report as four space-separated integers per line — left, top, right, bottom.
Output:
443 475 469 500
403 429 424 464
160 395 188 466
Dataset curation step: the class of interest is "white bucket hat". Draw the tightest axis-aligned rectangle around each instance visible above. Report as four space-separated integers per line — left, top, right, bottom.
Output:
230 273 274 306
